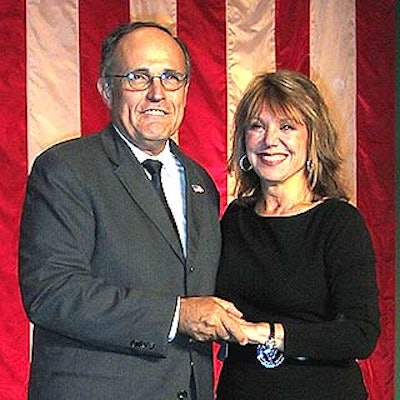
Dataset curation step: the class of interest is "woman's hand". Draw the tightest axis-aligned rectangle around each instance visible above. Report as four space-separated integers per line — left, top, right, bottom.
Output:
238 321 270 344
239 321 285 351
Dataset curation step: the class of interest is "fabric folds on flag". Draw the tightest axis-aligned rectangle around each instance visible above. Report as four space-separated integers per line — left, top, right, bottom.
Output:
0 1 396 399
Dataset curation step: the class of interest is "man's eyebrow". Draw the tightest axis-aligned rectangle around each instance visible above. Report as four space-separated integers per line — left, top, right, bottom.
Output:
127 68 149 73
128 68 184 73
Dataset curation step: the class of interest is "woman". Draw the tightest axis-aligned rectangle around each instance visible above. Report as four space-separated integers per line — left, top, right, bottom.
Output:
216 70 380 399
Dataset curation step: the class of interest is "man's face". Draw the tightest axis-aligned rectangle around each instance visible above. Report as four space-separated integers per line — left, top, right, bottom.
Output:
99 27 189 155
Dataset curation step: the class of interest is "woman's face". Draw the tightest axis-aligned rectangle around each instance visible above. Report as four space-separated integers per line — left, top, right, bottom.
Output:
245 104 309 189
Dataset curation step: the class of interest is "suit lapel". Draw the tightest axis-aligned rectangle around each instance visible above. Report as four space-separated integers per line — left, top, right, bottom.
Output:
100 126 184 262
170 144 203 263
185 173 201 262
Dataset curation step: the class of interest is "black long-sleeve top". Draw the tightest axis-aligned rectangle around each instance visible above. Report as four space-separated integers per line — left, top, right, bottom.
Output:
216 198 380 399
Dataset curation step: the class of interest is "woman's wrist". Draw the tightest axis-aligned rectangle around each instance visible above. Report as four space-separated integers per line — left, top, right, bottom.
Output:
238 320 285 350
256 322 285 368
272 323 285 351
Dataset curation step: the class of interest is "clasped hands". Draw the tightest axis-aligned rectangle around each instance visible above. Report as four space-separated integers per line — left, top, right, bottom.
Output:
178 296 271 345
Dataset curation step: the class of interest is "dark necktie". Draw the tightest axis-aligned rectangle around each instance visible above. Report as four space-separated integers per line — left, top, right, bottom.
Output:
142 159 181 246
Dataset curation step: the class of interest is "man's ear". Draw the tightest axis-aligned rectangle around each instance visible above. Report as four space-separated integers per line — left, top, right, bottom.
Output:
97 78 112 108
182 81 190 107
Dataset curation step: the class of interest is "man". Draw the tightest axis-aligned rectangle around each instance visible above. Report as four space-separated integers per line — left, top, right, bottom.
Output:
19 21 247 400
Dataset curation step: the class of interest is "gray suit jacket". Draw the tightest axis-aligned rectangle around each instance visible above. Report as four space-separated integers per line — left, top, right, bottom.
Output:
19 125 221 400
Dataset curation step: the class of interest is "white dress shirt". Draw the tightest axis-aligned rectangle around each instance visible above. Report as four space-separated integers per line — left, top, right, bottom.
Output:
114 126 186 341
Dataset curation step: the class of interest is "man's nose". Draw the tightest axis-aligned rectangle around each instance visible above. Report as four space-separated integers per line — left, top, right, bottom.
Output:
146 77 165 101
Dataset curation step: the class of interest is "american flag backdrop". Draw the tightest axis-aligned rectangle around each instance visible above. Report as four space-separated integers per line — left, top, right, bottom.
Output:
0 1 397 399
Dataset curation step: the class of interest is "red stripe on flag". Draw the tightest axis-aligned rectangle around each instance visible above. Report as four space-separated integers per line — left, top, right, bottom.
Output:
356 1 396 399
79 0 130 135
176 1 228 388
177 0 228 209
0 1 30 399
275 0 310 75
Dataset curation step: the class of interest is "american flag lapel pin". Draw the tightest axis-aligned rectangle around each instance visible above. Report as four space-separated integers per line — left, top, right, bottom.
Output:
191 184 205 194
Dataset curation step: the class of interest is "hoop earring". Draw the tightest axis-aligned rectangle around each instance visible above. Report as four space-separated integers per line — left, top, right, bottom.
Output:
306 159 314 173
239 155 253 172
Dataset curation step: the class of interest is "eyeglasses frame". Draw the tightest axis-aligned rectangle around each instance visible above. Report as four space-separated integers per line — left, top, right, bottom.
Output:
105 69 188 92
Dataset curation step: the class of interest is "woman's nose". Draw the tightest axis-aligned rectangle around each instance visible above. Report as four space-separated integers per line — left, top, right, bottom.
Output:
263 124 280 145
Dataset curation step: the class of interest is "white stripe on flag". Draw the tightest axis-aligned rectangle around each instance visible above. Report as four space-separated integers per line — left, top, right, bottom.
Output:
310 0 357 201
130 1 178 37
27 0 81 171
226 0 276 199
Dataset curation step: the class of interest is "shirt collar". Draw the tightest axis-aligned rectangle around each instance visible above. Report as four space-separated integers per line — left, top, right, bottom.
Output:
113 124 176 167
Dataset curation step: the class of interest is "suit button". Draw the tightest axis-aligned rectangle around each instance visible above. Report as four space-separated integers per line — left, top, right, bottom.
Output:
177 390 188 399
130 340 145 348
189 265 195 272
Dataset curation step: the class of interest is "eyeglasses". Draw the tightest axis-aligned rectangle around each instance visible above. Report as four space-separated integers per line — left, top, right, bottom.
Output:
105 69 187 91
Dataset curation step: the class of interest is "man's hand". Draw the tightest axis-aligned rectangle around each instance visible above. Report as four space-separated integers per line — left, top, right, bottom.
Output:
178 296 248 345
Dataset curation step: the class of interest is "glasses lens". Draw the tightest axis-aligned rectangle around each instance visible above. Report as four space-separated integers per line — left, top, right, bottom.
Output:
123 71 186 91
125 72 149 90
160 71 186 91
